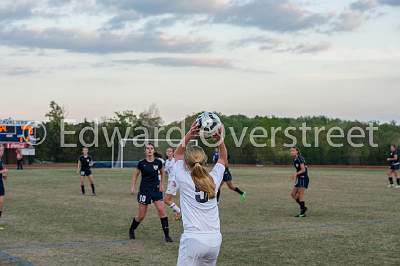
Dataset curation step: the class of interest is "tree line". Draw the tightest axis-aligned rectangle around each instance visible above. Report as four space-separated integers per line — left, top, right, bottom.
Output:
34 101 400 165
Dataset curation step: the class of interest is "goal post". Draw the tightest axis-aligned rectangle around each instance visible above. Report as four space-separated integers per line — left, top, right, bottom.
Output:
114 138 199 168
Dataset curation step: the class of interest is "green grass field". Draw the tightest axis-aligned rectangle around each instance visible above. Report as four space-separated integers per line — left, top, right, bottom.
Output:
0 166 399 266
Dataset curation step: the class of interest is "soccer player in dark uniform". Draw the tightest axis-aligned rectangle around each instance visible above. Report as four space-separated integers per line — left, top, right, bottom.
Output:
16 149 23 170
77 147 96 196
290 147 309 218
216 154 246 202
0 145 9 229
386 144 400 188
129 143 172 242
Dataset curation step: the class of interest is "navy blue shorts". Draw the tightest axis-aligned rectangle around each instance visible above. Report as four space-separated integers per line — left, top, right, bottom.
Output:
295 176 309 189
390 164 400 171
223 168 233 182
137 189 163 205
80 169 92 177
0 179 5 196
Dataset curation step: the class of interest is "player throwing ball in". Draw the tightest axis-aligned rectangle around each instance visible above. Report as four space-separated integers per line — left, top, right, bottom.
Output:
129 143 172 242
163 147 181 220
387 144 400 188
290 147 309 218
0 145 9 229
77 147 96 196
174 122 228 266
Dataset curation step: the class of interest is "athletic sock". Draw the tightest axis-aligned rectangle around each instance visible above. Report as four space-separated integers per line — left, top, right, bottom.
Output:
130 218 140 232
389 177 394 185
397 179 400 186
295 198 301 206
234 187 244 195
0 211 2 218
91 184 95 194
217 189 221 202
299 201 306 213
160 217 170 238
81 185 85 195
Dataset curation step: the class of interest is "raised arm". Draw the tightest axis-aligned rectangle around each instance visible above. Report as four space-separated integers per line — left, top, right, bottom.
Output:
175 121 200 160
214 126 228 167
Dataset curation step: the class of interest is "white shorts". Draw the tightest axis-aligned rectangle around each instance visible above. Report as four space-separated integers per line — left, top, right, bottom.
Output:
166 180 178 196
177 232 222 266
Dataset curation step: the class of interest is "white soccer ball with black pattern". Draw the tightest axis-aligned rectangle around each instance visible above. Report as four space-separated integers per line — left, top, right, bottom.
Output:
196 112 222 139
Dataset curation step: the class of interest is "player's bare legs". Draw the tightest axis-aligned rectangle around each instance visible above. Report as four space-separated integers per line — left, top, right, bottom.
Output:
79 175 85 195
0 196 4 217
87 175 96 195
129 204 148 239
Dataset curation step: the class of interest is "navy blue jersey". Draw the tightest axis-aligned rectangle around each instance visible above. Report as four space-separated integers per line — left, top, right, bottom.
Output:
0 159 3 179
79 155 92 171
389 151 399 165
137 159 163 190
293 156 308 177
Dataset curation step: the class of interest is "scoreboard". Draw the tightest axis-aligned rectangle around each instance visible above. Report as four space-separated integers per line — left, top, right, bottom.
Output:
0 119 36 144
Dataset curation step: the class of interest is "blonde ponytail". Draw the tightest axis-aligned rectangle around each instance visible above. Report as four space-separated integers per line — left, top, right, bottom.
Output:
185 146 216 199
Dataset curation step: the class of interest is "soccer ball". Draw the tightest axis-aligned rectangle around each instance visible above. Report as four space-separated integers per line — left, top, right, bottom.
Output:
196 112 222 139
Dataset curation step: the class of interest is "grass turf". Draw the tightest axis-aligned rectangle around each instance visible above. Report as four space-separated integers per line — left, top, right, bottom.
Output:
0 166 399 266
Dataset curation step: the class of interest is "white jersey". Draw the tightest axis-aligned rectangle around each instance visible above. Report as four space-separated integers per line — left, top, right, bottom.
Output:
165 158 176 177
174 160 225 233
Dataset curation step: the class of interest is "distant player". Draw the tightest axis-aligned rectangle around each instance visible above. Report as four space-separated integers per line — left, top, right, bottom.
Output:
215 154 246 203
163 147 181 220
387 144 400 188
129 143 172 242
0 145 9 229
174 122 228 266
290 147 309 218
16 149 23 170
77 147 96 196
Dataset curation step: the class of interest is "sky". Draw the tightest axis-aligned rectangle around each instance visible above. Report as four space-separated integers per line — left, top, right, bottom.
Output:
0 0 399 124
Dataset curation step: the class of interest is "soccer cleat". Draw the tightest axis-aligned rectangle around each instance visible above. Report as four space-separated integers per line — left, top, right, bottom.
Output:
165 236 173 243
295 213 307 218
387 184 394 188
129 229 135 240
395 185 400 189
240 192 247 202
0 225 4 231
92 193 97 196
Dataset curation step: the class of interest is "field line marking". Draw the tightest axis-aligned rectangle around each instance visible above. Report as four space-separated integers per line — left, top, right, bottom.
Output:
0 250 35 266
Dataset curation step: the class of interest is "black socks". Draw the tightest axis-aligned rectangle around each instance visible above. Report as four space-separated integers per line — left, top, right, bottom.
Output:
299 201 306 213
160 217 170 238
81 184 95 194
397 179 400 186
130 218 140 232
234 187 244 195
217 189 221 202
0 210 2 218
